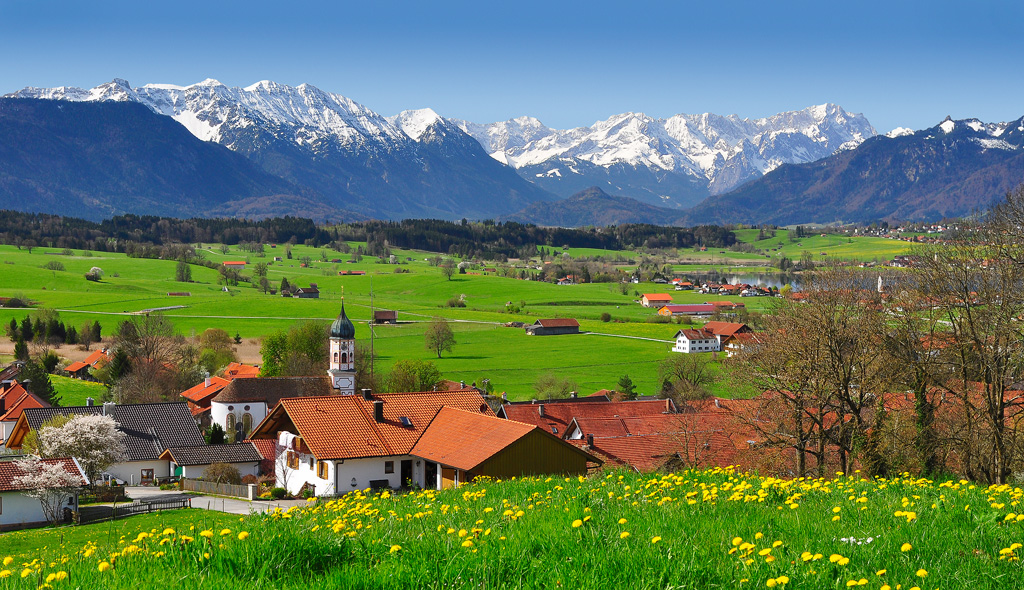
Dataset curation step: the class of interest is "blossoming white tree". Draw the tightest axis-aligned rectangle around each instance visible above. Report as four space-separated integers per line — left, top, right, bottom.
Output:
13 457 85 524
36 414 126 482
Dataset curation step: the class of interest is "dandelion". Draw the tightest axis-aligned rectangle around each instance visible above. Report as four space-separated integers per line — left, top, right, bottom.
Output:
618 518 628 524
572 519 583 528
733 537 743 546
651 536 662 544
776 576 789 585
98 562 111 572
200 530 214 538
162 528 175 535
461 540 474 548
901 542 912 552
237 531 250 540
0 570 9 578
20 569 31 578
620 531 630 539
219 528 232 536
876 569 886 576
916 568 928 578
766 580 777 588
2 557 11 566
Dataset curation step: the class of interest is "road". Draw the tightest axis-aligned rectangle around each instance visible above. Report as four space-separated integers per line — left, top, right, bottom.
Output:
125 486 307 515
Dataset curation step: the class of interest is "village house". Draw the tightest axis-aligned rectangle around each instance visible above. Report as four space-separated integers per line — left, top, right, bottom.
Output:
63 348 108 380
641 293 673 308
0 382 49 451
671 328 720 353
294 286 320 299
658 304 715 317
222 261 246 269
0 458 88 530
7 401 204 485
524 318 580 336
158 443 263 479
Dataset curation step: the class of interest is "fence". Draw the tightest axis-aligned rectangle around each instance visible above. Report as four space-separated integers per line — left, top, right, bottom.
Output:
182 478 256 500
78 497 191 524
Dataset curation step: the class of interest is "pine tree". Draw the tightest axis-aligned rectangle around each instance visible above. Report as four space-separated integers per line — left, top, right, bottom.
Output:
20 360 61 406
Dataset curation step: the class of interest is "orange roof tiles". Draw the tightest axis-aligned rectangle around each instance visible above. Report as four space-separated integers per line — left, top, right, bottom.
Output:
180 376 230 405
534 318 580 328
223 362 260 378
499 399 676 437
0 385 48 422
65 361 90 373
410 407 537 471
252 389 494 460
642 293 673 301
702 322 751 336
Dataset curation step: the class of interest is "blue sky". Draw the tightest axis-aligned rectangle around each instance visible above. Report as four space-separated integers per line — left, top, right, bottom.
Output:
1 0 1021 133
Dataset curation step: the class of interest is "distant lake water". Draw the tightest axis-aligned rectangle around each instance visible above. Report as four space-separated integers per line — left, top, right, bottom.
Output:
686 272 802 290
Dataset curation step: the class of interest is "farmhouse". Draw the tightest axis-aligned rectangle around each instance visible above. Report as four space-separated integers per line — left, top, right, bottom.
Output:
524 318 580 336
0 383 48 451
294 286 320 299
0 458 88 531
7 402 204 485
158 443 263 479
222 261 246 269
63 348 108 380
179 376 231 426
641 293 673 308
671 328 720 353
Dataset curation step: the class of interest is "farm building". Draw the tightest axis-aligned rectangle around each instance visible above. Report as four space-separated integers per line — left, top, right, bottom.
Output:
374 310 398 324
159 443 263 479
525 318 580 336
410 407 599 487
658 304 715 317
0 458 88 531
641 293 673 308
294 286 320 299
671 328 720 353
63 348 108 380
222 261 246 269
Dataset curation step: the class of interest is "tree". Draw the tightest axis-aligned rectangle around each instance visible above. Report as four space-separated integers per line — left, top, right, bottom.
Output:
534 372 578 400
13 456 84 525
13 337 28 361
385 359 442 393
616 375 637 400
42 260 65 274
425 317 456 358
79 321 94 350
658 353 715 402
175 260 192 282
260 321 328 377
20 360 61 406
198 328 238 374
35 414 126 482
203 462 241 485
205 423 226 445
440 258 457 281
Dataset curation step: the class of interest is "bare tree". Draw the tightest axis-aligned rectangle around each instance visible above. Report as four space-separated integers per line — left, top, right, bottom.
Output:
425 317 456 358
440 258 457 281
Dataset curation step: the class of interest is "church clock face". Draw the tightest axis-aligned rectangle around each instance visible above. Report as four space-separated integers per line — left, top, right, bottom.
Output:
340 342 349 352
335 375 354 390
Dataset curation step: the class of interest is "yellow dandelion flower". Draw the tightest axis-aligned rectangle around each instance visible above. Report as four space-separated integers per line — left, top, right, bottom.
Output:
390 545 402 554
881 586 891 590
2 557 11 566
755 532 764 540
845 581 857 587
21 569 32 578
237 532 249 541
916 569 928 578
876 569 886 576
0 570 9 578
219 528 232 536
572 519 583 528
618 518 627 525
766 580 778 588
733 537 743 546
776 576 789 585
829 554 842 563
458 529 468 538
651 536 662 544
758 548 772 556
901 543 912 552
461 540 474 548
772 541 783 548
200 530 213 538
620 531 630 539
162 528 175 535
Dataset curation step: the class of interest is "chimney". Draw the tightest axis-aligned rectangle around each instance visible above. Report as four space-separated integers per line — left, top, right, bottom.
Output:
102 402 115 416
570 391 577 398
538 404 545 417
205 377 211 388
459 380 466 389
362 388 372 401
86 397 94 406
586 434 594 448
373 400 384 422
501 392 507 401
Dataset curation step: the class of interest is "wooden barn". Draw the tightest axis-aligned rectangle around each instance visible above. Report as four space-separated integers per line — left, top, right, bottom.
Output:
411 407 600 488
524 318 580 336
374 310 397 324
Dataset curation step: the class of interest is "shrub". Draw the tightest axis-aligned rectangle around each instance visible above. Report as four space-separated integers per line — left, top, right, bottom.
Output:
600 312 612 322
645 315 671 323
446 297 466 308
203 462 242 485
270 487 287 499
241 474 258 485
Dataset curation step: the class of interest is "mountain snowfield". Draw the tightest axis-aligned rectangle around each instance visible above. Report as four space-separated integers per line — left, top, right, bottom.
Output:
7 78 878 211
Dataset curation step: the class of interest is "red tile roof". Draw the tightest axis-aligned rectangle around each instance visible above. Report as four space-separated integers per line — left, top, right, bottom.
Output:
250 389 494 460
589 431 745 471
0 458 88 491
643 293 673 301
410 407 537 470
675 328 715 340
180 376 231 404
222 362 260 378
0 386 49 422
568 414 699 439
499 399 676 437
662 304 715 314
702 322 751 336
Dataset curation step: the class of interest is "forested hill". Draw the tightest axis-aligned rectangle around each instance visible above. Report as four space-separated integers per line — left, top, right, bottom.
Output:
0 211 736 259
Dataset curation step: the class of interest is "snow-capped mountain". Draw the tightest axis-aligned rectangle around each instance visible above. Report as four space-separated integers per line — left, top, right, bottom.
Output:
455 104 876 208
7 79 555 219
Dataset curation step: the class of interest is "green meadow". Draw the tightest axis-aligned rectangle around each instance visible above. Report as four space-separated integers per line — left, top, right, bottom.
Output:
0 235 912 400
0 468 1019 589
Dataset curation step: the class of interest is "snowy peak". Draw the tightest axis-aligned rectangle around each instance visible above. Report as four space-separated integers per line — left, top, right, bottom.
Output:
389 108 443 141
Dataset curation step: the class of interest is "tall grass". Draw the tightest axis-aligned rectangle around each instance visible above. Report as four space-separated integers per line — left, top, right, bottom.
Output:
1 468 1021 588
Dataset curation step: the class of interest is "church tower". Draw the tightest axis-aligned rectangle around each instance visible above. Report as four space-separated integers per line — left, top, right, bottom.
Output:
328 301 356 394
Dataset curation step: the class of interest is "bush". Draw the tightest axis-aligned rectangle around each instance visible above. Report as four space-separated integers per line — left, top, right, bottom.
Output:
270 487 287 500
600 312 612 322
645 315 672 323
241 474 258 485
446 297 466 308
203 462 242 485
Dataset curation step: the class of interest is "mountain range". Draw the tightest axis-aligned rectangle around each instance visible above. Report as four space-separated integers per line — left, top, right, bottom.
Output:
2 78 1022 226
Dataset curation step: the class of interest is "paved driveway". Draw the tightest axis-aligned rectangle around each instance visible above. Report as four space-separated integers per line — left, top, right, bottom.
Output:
125 486 307 515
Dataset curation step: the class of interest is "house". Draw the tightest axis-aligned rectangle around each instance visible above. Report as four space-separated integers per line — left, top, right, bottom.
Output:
721 332 765 357
0 383 49 450
410 407 600 488
158 443 263 479
658 304 715 317
63 349 108 380
247 387 498 495
0 458 88 530
497 399 677 439
179 376 231 426
675 281 694 291
374 310 398 324
524 318 580 336
294 286 320 299
223 261 247 269
222 362 260 379
7 402 205 485
702 322 753 338
641 294 673 308
563 413 699 441
671 328 720 353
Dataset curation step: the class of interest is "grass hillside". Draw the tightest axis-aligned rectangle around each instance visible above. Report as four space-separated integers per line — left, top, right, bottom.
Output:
0 237 913 399
0 468 1019 588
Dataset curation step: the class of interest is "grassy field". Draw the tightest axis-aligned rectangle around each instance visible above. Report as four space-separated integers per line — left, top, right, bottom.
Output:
48 376 105 407
0 237 903 400
0 468 1019 588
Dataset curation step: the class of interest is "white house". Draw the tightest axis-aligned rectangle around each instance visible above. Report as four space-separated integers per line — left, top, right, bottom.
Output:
7 401 205 485
0 457 88 530
672 328 721 353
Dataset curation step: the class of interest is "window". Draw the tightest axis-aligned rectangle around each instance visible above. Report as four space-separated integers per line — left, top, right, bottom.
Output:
141 469 154 482
242 413 253 438
309 456 314 469
333 352 338 363
317 461 329 480
384 461 394 474
287 450 299 469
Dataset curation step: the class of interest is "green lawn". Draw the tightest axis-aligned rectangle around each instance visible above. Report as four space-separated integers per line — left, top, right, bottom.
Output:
49 375 106 407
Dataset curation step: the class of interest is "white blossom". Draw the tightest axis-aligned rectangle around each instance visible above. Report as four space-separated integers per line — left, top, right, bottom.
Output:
12 456 84 524
37 414 126 482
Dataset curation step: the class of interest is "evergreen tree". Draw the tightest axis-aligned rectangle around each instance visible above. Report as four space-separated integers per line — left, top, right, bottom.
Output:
617 374 638 400
7 318 17 342
20 360 61 406
205 423 226 445
13 337 28 361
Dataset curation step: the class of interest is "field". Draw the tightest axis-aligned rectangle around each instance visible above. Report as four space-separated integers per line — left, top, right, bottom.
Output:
0 236 914 400
0 468 1020 588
